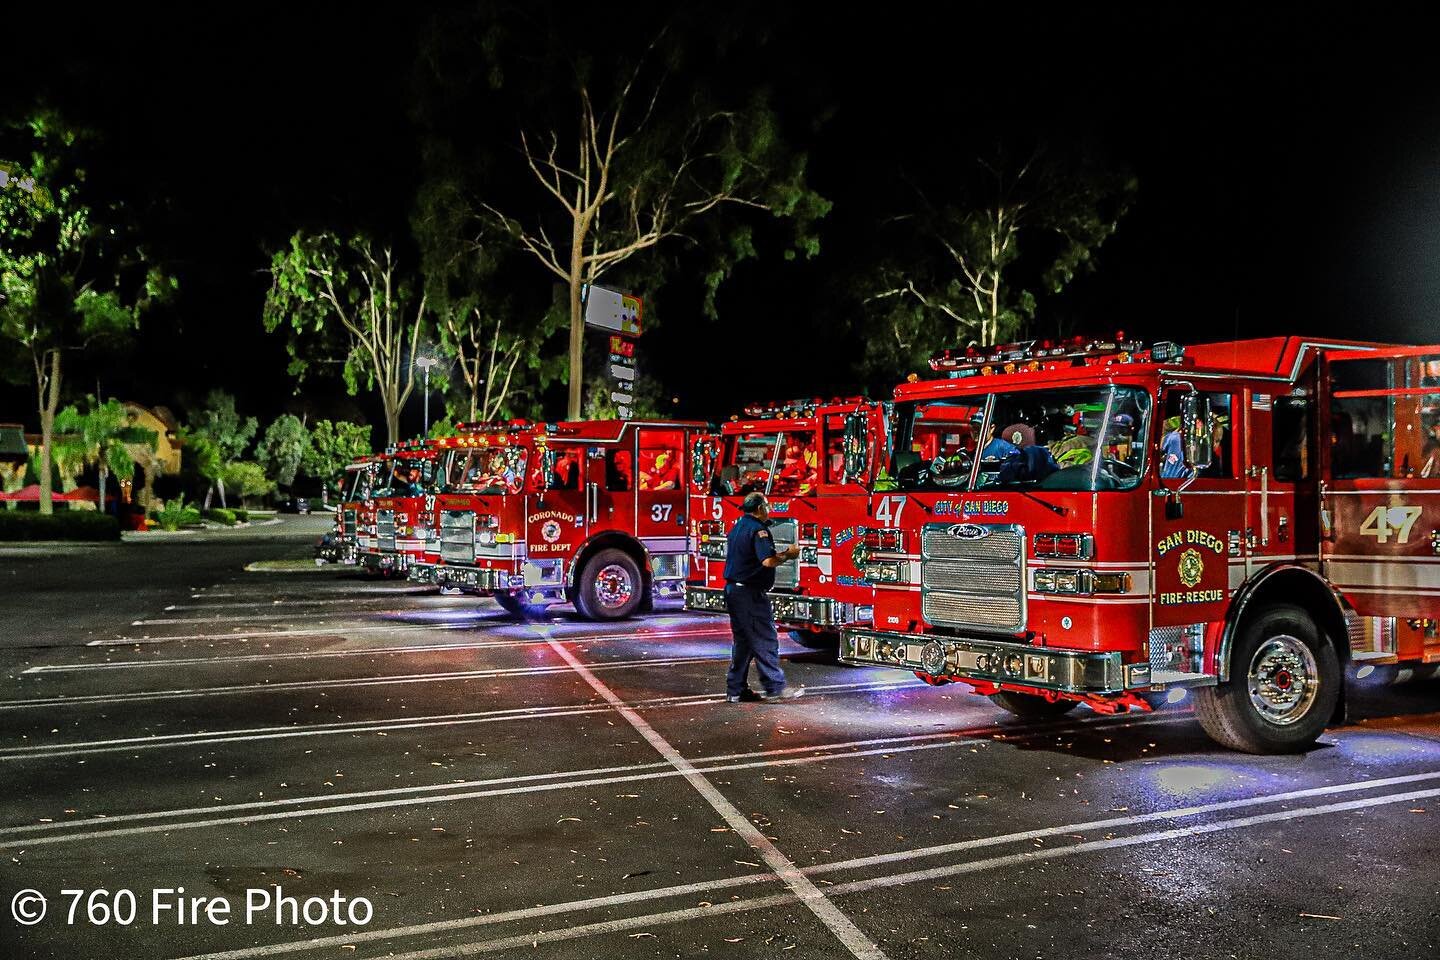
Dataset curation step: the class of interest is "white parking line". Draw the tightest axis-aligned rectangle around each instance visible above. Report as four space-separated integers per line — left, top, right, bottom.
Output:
0 680 916 760
169 771 1440 960
86 622 725 647
0 739 989 850
0 654 727 710
540 635 890 960
0 733 987 841
29 626 728 673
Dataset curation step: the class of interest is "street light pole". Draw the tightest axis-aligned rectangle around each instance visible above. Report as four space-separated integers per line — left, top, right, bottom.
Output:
415 357 438 436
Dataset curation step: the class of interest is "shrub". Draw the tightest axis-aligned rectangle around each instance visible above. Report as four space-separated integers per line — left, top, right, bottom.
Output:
0 511 121 542
152 497 202 532
205 508 237 526
233 509 249 524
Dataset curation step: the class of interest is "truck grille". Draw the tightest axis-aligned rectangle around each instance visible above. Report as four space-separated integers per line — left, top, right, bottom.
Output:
920 522 1025 634
377 509 397 552
441 511 475 564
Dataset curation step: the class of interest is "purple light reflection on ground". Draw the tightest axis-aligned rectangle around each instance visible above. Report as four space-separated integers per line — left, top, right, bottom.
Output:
1331 730 1440 764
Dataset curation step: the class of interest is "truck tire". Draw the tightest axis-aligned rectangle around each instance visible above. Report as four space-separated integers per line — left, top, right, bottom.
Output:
493 591 550 619
788 629 839 652
989 690 1080 719
574 548 644 620
1193 603 1339 754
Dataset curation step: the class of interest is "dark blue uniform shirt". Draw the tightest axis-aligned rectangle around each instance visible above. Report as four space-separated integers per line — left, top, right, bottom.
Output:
723 513 777 590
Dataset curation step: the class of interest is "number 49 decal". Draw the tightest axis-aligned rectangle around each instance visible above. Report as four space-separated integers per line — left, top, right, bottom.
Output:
1358 505 1423 545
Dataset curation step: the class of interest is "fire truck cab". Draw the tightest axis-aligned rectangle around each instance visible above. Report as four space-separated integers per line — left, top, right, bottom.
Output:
684 398 890 646
411 418 711 620
318 456 380 566
841 336 1440 753
357 440 441 577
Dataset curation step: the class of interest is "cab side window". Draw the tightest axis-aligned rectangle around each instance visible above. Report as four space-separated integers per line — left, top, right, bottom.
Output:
605 449 633 491
1161 391 1234 478
549 448 583 490
1273 397 1310 482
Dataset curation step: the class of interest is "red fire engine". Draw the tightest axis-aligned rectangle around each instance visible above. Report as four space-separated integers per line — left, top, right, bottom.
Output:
318 455 380 566
684 398 891 647
355 440 442 577
409 418 712 620
840 336 1440 753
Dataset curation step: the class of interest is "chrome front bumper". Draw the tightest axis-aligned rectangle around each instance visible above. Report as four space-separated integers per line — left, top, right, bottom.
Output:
435 564 516 592
839 627 1152 694
315 540 356 565
359 552 408 574
685 585 854 627
409 563 437 585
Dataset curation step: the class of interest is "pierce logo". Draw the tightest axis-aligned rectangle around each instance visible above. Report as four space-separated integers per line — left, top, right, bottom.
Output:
947 523 989 540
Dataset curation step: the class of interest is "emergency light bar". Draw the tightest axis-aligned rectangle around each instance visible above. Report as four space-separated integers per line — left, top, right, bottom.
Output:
928 336 1184 379
738 396 867 420
454 419 532 433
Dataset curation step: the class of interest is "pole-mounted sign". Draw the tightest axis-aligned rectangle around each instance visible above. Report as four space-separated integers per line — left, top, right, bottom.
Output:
583 285 642 419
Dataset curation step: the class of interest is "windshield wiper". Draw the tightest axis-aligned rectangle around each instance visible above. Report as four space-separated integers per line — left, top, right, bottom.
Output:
1018 489 1068 517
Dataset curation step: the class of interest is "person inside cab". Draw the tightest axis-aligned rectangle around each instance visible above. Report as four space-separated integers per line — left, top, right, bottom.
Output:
641 450 680 490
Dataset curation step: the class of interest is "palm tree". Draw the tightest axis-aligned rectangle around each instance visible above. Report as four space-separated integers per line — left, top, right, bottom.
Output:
54 398 154 514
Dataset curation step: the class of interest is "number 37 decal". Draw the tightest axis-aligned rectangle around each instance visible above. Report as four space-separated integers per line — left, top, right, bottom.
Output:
1358 505 1423 545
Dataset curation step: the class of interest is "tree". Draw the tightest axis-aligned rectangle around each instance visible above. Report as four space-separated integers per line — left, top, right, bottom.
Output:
471 42 827 419
863 147 1136 372
413 172 566 424
303 420 373 495
221 461 274 505
0 111 173 514
187 390 257 509
264 233 427 446
53 396 156 514
255 414 312 489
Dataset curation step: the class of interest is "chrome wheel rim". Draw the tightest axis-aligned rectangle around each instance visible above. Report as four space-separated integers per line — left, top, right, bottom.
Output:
594 563 635 609
1247 634 1319 726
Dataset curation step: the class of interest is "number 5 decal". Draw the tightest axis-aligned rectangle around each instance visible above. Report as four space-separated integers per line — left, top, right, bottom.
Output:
1358 505 1423 545
711 497 723 521
874 495 906 527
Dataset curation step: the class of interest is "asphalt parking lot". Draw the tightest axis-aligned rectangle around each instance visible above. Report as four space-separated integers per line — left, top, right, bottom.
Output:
3 516 1440 959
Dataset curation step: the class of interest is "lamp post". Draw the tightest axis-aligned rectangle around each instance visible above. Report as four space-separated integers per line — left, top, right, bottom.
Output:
415 357 438 436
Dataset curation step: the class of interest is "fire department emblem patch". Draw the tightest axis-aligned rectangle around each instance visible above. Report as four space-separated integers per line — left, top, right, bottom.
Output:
541 520 562 544
1178 548 1204 588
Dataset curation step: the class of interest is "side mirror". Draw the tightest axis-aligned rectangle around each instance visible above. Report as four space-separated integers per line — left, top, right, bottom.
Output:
540 449 557 492
843 412 869 480
1180 394 1213 470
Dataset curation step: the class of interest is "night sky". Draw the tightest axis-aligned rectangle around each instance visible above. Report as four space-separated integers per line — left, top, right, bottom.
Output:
3 4 1438 435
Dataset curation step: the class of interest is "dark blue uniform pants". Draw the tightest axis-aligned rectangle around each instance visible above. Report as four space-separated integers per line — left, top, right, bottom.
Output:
725 583 785 697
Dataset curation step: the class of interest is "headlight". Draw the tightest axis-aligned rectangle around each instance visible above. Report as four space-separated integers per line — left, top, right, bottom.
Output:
861 560 909 583
477 530 497 546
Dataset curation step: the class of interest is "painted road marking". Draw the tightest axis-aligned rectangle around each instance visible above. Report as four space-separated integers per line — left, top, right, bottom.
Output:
0 654 731 710
28 627 729 673
0 736 989 843
539 632 890 960
169 773 1440 960
0 680 917 760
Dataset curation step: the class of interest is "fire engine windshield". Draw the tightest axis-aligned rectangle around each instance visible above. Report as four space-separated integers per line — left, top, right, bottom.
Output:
376 457 434 497
720 431 820 496
893 386 1150 492
344 465 375 501
443 447 527 494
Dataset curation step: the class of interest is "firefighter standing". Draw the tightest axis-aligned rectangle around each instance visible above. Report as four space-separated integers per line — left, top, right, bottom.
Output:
723 492 804 702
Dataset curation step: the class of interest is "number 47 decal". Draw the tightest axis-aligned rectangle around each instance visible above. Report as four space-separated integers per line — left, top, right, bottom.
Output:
874 495 906 526
1358 505 1423 545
